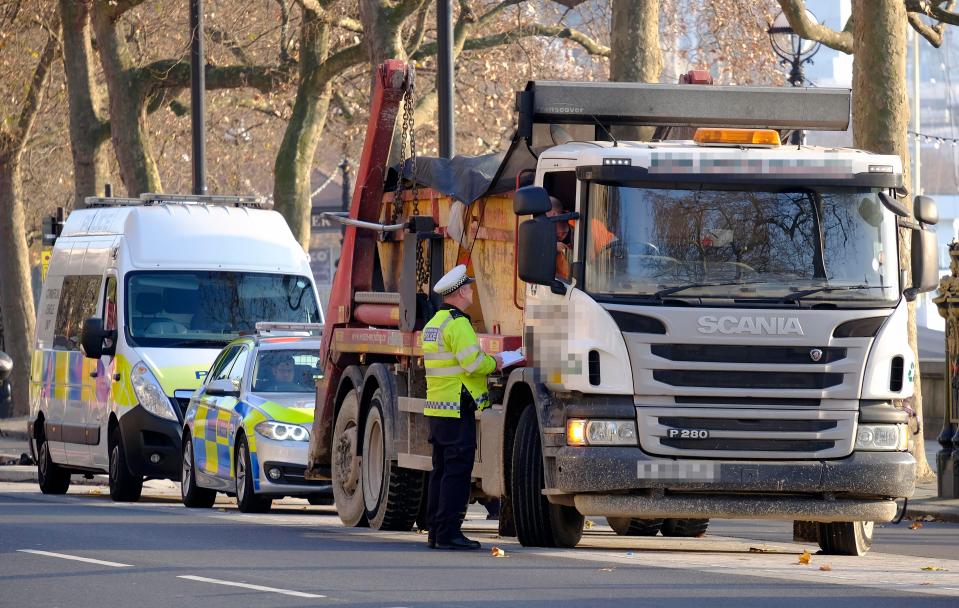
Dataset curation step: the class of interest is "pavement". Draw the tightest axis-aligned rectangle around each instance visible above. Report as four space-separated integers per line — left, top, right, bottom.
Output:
2 415 958 522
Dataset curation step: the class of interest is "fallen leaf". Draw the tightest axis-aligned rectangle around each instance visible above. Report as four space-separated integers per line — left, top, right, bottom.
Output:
748 547 770 553
819 564 832 571
797 549 812 565
921 515 935 522
599 567 614 572
491 547 506 557
921 566 947 571
909 521 923 530
584 520 594 529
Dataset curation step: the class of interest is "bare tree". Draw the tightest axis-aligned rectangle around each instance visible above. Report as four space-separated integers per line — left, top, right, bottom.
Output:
0 6 60 417
778 0 957 480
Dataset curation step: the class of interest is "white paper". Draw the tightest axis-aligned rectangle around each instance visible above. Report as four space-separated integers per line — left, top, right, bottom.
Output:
497 350 525 367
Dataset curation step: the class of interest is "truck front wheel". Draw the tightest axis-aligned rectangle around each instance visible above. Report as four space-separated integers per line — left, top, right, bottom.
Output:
608 518 663 536
331 390 368 527
818 521 873 556
511 407 583 548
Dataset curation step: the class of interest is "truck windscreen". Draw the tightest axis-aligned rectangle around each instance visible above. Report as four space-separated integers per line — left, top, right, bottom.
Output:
124 271 321 348
584 183 898 304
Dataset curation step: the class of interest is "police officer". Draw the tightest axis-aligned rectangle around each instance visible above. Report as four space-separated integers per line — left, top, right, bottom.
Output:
422 264 503 550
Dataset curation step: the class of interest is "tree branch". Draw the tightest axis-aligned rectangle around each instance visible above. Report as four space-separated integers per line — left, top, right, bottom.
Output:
413 23 610 59
208 26 253 64
98 0 148 22
908 12 945 46
777 0 854 54
477 0 523 29
136 60 295 94
403 3 429 55
907 0 959 26
13 13 61 148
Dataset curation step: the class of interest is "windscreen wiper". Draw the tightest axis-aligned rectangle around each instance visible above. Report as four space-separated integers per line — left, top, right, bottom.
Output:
781 284 886 304
650 280 766 300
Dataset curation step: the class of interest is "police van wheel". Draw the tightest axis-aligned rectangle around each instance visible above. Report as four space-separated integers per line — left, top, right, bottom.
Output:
181 432 216 508
512 406 584 548
817 521 873 556
362 390 424 531
108 428 142 502
37 435 70 495
331 390 368 527
661 518 709 537
608 518 663 536
235 434 271 514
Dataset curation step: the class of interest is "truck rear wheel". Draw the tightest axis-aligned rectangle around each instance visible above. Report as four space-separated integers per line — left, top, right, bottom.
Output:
608 518 663 536
361 389 424 531
331 390 368 527
661 518 709 537
818 521 873 556
512 407 584 548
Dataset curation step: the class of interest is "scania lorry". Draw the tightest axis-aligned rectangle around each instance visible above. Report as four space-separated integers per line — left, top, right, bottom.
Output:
306 61 940 555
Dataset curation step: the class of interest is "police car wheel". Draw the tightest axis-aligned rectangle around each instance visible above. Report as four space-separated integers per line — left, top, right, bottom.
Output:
108 427 142 502
181 432 216 508
37 435 70 495
235 434 271 514
331 389 368 527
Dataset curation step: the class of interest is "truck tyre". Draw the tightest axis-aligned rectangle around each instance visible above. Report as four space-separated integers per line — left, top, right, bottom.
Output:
512 406 584 548
108 427 142 502
661 518 709 537
331 390 368 527
37 434 70 495
235 434 272 513
817 521 873 556
181 432 216 508
608 518 663 536
361 389 424 531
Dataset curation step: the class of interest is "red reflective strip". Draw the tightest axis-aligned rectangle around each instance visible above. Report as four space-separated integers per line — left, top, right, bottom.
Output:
261 337 302 343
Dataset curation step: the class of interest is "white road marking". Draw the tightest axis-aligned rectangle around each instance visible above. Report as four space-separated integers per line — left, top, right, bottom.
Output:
17 549 134 568
177 575 325 598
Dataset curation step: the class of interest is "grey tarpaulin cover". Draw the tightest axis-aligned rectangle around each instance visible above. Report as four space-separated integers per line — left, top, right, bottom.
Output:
388 137 538 205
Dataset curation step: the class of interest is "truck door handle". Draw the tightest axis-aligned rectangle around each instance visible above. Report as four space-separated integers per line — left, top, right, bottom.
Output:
113 373 121 381
89 371 98 378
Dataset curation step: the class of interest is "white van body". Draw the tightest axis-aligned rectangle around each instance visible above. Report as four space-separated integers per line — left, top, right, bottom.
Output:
28 197 323 500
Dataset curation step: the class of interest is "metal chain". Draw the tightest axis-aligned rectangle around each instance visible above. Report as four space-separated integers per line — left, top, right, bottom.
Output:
403 68 430 294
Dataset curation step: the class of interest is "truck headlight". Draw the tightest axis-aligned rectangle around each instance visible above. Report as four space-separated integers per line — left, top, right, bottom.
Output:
131 362 178 421
855 423 908 451
567 419 637 446
255 421 310 442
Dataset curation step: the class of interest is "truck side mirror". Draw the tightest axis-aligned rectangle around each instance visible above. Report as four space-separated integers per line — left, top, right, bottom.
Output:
514 186 552 216
908 228 939 299
80 318 115 359
0 351 12 382
518 215 558 286
206 378 239 397
914 195 939 226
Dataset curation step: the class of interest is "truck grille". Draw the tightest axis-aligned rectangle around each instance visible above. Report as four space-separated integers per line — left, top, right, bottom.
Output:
653 370 843 390
637 407 855 459
651 344 846 364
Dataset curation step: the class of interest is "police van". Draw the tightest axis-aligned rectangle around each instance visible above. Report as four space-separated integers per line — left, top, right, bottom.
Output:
28 193 324 501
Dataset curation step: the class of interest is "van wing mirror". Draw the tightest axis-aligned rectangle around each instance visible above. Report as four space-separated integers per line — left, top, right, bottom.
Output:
206 378 239 397
914 195 939 226
80 318 115 359
0 351 12 382
513 186 552 216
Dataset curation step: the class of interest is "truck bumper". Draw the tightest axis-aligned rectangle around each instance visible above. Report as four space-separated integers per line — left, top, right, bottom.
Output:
551 448 915 523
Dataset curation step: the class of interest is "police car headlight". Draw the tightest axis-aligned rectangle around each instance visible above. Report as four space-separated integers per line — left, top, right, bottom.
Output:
255 421 310 442
131 362 178 421
567 419 637 446
855 423 908 451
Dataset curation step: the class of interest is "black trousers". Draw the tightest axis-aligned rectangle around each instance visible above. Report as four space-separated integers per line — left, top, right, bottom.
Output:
426 392 476 542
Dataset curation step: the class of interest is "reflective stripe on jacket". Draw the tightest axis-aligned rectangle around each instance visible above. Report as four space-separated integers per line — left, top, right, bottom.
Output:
421 306 495 418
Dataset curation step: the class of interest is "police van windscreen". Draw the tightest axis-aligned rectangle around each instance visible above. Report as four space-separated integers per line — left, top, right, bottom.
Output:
125 271 321 348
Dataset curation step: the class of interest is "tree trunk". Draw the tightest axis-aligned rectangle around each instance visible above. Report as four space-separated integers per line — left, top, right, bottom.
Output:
850 0 932 479
273 8 333 249
610 0 662 141
91 1 161 196
0 158 37 418
60 0 108 206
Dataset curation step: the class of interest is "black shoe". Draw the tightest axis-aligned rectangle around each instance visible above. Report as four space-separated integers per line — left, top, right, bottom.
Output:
434 536 481 551
427 529 435 549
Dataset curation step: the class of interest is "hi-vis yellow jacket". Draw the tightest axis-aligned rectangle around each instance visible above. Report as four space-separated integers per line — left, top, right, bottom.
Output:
421 306 496 417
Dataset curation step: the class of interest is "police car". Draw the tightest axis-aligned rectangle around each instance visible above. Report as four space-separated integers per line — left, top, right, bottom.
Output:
180 323 330 512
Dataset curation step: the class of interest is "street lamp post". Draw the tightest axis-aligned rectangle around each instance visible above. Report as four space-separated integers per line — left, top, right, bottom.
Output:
768 10 821 144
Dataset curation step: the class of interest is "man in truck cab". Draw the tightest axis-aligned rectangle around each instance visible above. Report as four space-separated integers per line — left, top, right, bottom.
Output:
421 265 503 550
547 196 574 280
